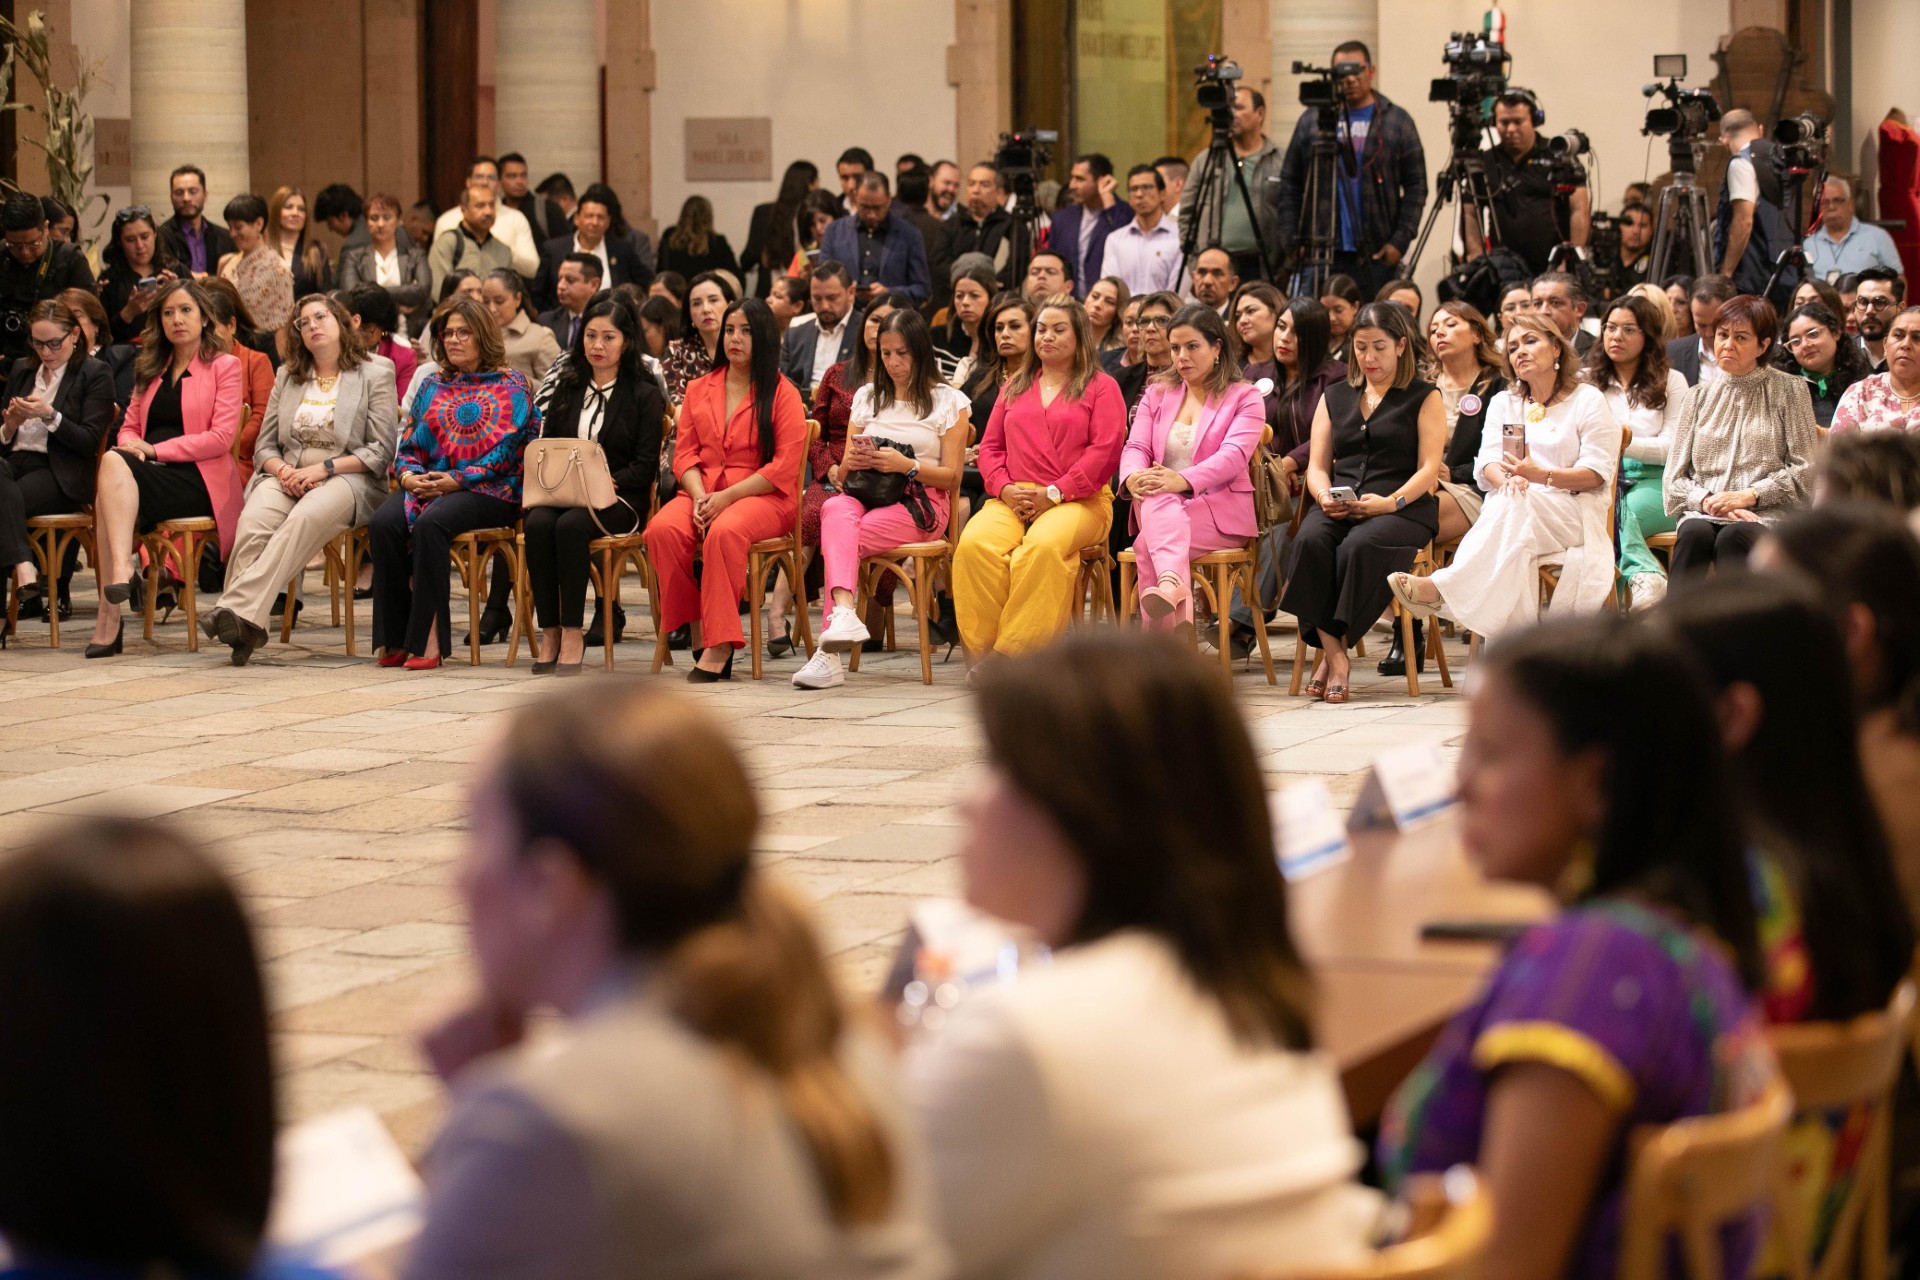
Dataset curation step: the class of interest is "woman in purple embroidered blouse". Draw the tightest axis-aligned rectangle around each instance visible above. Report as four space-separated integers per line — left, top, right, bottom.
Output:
1377 617 1777 1280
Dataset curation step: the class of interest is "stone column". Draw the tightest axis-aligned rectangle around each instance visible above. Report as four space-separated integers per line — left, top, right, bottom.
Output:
1271 0 1377 134
950 0 1012 171
604 0 655 237
130 0 250 211
494 0 600 189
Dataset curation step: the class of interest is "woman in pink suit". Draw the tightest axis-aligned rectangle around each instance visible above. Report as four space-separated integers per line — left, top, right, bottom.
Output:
1119 305 1265 628
644 297 807 682
84 280 244 657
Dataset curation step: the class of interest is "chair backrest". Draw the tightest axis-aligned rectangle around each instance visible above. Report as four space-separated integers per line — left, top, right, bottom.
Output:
1766 979 1917 1280
1608 424 1632 552
1616 1075 1793 1280
228 403 253 463
790 418 820 546
97 403 121 462
1265 1167 1492 1280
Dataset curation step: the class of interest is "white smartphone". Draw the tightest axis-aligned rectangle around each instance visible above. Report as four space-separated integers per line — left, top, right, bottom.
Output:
1327 485 1360 504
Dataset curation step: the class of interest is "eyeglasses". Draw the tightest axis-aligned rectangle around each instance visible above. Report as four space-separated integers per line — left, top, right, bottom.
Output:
1857 296 1899 312
1783 331 1828 349
1140 315 1174 329
27 334 71 352
294 315 333 333
1601 323 1642 337
441 328 474 343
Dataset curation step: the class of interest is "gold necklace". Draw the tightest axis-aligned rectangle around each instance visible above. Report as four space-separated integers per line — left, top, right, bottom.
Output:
314 373 340 391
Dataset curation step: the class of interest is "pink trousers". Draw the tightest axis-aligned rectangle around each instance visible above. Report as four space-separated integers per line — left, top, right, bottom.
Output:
820 491 949 596
1132 493 1240 620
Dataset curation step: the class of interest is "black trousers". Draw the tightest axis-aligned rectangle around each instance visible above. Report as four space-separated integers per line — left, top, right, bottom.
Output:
1331 252 1398 300
369 488 520 656
0 452 76 569
1280 505 1433 648
524 503 643 629
1668 518 1765 584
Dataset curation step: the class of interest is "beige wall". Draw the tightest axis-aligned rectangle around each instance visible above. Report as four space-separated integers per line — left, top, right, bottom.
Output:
1851 0 1920 219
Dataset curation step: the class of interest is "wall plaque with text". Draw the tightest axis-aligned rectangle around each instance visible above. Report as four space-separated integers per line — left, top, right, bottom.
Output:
684 117 772 182
93 117 131 187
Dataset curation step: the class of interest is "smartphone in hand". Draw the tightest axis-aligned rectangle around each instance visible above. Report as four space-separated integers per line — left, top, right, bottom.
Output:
1327 485 1360 504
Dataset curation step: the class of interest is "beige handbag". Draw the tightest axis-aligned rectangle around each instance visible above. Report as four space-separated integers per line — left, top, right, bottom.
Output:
522 437 635 537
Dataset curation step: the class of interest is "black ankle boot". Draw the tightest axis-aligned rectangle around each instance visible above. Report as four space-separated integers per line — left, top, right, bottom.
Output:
1377 618 1426 677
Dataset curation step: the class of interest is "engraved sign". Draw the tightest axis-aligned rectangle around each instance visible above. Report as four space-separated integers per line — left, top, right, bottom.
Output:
684 118 772 182
93 117 131 186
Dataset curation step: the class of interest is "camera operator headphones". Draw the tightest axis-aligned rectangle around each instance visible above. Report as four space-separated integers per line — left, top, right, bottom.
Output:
1502 86 1546 127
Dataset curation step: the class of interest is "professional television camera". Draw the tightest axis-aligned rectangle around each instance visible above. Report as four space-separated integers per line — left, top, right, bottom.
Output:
1641 58 1721 167
1402 30 1513 292
994 128 1056 285
1640 55 1720 283
1184 55 1279 283
1194 53 1243 118
1429 30 1511 151
1773 112 1829 174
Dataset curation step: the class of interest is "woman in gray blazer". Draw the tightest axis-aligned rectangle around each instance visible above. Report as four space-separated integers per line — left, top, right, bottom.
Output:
336 194 432 337
201 293 397 664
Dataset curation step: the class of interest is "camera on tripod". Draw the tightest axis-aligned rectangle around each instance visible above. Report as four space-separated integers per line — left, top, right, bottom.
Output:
1641 55 1720 144
1428 32 1510 110
1773 112 1829 172
1194 54 1244 116
994 129 1058 203
1292 57 1362 112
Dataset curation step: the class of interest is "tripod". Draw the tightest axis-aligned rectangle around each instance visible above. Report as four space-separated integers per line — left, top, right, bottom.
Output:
1647 138 1713 283
1761 158 1824 302
1005 180 1046 289
1182 110 1277 283
1402 147 1503 280
1285 98 1353 300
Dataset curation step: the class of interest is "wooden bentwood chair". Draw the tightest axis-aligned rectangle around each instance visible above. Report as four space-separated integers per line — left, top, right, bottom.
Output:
847 468 964 685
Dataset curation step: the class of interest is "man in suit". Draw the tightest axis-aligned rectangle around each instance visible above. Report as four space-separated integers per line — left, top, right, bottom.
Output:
780 260 859 402
1665 273 1737 387
531 184 651 311
156 164 235 278
539 253 604 350
1047 153 1132 299
820 173 930 305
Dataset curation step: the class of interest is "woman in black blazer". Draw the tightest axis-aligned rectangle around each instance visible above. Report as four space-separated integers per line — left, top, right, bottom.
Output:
0 299 115 616
523 296 663 673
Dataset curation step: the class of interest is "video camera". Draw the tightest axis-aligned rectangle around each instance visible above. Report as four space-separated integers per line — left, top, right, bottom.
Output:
1293 57 1364 112
1195 55 1244 115
1429 31 1510 154
994 129 1057 203
1773 112 1829 174
1641 55 1720 148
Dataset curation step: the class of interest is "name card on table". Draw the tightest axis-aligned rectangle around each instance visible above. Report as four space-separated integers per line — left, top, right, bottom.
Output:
1272 778 1352 881
265 1106 423 1267
1347 743 1457 833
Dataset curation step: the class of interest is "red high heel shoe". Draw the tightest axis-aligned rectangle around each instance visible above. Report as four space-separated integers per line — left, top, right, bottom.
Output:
403 654 443 671
377 651 408 668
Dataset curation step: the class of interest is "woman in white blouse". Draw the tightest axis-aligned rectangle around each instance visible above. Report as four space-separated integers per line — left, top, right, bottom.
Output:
201 294 396 665
1584 294 1688 611
1389 312 1619 639
909 630 1376 1280
794 309 969 690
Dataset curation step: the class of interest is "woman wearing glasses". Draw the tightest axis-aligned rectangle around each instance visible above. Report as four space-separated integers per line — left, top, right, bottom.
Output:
1773 302 1871 428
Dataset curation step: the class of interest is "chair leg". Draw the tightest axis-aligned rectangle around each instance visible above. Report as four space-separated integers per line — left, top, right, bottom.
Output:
747 550 765 682
41 530 65 648
1288 618 1308 696
180 534 201 651
466 545 483 666
1118 558 1136 625
504 544 526 669
601 550 618 672
1399 604 1421 697
343 535 361 657
1244 564 1276 686
849 563 866 674
1429 609 1453 689
327 552 342 626
142 540 160 642
914 564 934 685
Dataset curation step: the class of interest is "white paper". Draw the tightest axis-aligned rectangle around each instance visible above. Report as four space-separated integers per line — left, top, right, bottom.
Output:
265 1105 424 1267
1272 779 1352 880
1367 743 1457 830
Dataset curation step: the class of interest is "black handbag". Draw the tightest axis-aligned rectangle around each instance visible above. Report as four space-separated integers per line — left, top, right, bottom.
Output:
841 436 939 532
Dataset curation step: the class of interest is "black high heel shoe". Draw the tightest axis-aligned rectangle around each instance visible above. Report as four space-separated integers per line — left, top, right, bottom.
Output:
84 623 124 659
766 619 795 660
687 647 734 684
464 608 512 647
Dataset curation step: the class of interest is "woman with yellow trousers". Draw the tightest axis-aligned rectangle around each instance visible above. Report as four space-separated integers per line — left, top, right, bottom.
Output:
953 294 1125 661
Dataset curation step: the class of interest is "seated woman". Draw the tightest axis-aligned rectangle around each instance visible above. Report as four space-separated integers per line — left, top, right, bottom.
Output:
644 297 807 682
1775 301 1871 427
59 287 135 409
1085 275 1130 365
95 204 180 346
1586 293 1688 611
1761 503 1920 929
1280 302 1443 704
952 293 1125 663
1494 282 1534 349
910 631 1377 1278
482 268 560 388
199 279 279 476
1390 313 1617 641
0 300 113 621
217 192 294 340
661 271 735 406
1663 295 1818 581
1831 304 1920 434
522 297 663 674
1118 304 1263 629
1318 273 1362 352
405 683 945 1277
85 280 244 659
201 294 396 665
369 297 536 670
1379 617 1776 1280
1229 280 1282 368
794 309 968 690
0 817 334 1280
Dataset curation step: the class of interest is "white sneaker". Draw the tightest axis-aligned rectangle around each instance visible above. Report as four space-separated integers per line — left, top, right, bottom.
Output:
820 605 871 653
791 649 844 689
1627 572 1668 613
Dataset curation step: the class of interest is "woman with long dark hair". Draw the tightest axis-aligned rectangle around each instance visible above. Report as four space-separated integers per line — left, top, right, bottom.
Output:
660 271 735 406
1584 293 1687 610
938 260 999 386
657 195 740 282
95 205 182 346
1380 618 1772 1280
1773 301 1871 426
407 684 943 1275
644 297 808 682
911 632 1374 1276
744 160 819 297
522 297 664 674
1317 273 1362 352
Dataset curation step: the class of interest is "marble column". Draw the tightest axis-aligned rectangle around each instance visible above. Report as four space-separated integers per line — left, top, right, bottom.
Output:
130 0 250 212
604 0 655 237
1271 0 1378 134
494 0 600 190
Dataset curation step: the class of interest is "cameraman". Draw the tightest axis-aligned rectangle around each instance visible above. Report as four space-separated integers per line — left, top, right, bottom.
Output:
1713 109 1799 305
1465 90 1590 277
1276 40 1427 297
1180 86 1283 283
1616 201 1653 291
0 192 91 365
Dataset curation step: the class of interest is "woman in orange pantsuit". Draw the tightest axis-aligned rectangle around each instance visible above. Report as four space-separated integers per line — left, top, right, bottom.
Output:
645 297 806 682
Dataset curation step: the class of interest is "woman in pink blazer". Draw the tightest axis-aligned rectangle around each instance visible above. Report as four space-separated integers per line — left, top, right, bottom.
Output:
1119 304 1265 629
84 279 244 657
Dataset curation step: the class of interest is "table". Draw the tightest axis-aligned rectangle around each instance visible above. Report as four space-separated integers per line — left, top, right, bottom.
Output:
1298 815 1553 1123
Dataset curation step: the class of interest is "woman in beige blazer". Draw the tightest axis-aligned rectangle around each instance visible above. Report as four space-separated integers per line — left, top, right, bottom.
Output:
482 267 560 386
201 293 397 664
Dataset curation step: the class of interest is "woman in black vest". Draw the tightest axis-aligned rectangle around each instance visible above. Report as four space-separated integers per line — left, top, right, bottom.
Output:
523 296 663 674
1279 303 1445 704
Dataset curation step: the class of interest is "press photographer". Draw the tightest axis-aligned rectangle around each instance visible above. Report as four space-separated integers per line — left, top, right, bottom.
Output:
0 192 92 365
1275 40 1427 298
1464 89 1591 277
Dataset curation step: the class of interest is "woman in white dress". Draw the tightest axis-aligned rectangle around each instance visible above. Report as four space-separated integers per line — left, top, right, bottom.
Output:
1389 312 1619 639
